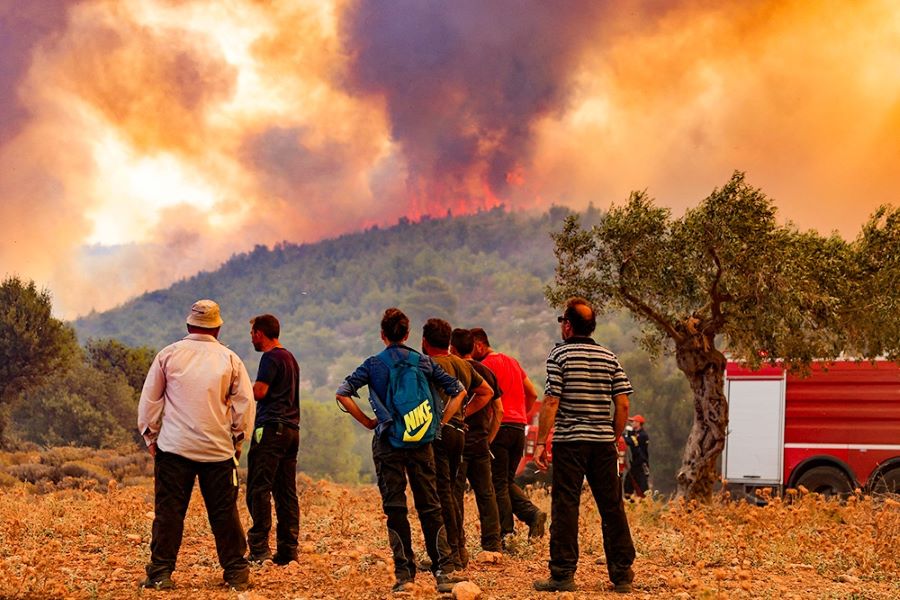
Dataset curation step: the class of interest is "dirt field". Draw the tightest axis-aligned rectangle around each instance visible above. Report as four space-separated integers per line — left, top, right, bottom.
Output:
1 476 897 599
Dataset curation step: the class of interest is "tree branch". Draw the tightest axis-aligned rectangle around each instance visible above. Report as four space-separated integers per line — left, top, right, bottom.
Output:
619 260 684 343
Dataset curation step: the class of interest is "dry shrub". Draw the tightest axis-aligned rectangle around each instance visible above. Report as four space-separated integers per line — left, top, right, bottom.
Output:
6 463 58 484
0 471 19 488
59 461 112 484
0 451 42 467
41 446 92 467
99 452 152 480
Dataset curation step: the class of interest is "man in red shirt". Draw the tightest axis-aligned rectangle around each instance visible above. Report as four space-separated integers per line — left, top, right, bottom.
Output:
471 328 547 542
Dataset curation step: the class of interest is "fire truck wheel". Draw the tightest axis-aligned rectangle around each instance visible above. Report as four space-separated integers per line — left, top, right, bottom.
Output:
872 468 900 495
794 466 852 497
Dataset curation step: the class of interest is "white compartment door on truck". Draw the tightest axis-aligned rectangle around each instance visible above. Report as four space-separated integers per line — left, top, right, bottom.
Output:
724 378 785 484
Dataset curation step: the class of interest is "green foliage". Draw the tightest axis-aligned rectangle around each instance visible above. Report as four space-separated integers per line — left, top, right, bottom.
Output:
0 277 80 441
298 400 362 483
11 363 135 448
547 172 866 368
844 206 900 360
85 338 156 391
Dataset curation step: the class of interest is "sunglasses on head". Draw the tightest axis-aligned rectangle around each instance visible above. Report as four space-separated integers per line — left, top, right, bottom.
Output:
557 316 568 323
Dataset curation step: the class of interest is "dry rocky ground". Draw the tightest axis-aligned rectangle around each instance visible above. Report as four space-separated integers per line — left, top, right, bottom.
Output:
0 473 897 599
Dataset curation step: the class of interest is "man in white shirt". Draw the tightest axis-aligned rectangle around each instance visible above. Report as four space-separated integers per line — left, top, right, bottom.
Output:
137 299 255 591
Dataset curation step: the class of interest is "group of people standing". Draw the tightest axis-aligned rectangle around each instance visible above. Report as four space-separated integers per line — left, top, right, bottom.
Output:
135 296 638 595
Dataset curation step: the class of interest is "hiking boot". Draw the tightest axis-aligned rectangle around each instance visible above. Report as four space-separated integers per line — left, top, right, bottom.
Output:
139 573 174 590
435 571 467 593
391 578 416 593
417 558 432 572
247 550 273 565
458 546 469 570
613 581 634 594
533 577 576 592
529 511 548 539
272 552 297 566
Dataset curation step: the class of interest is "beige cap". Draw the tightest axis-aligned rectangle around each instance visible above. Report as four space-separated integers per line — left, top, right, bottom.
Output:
186 299 223 328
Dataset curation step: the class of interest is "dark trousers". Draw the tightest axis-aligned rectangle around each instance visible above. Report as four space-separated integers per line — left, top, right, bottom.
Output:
624 462 649 498
372 433 453 582
549 441 636 585
246 423 300 558
146 450 249 584
455 439 502 552
490 425 541 535
433 424 465 570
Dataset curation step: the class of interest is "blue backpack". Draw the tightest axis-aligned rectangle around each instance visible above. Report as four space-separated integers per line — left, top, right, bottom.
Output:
377 348 439 448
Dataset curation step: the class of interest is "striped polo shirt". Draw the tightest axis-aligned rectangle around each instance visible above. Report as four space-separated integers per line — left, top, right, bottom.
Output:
544 336 633 443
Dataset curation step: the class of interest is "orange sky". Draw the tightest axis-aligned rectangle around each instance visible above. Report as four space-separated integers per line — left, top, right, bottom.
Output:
1 0 898 318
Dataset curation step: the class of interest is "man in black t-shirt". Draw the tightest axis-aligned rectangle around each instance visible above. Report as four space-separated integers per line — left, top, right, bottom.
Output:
451 328 504 557
246 314 301 565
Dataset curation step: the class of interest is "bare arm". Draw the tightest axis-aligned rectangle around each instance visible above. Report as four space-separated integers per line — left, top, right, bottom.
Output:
253 381 269 401
487 396 504 443
612 393 630 439
534 395 559 469
337 394 377 430
523 376 538 414
441 389 467 425
464 380 493 416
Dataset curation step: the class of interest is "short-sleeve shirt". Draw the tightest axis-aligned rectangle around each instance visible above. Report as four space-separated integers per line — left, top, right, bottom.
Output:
544 336 634 443
431 354 484 428
465 359 502 448
481 352 529 425
255 347 300 428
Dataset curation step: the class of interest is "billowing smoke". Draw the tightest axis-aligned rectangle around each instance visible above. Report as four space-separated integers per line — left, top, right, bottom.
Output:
0 0 897 318
339 0 615 212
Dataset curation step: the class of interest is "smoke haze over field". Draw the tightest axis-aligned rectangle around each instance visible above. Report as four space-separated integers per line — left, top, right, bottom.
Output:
1 0 898 317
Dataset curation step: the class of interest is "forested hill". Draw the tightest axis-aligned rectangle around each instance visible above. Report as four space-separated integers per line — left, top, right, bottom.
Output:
72 205 691 490
74 206 583 388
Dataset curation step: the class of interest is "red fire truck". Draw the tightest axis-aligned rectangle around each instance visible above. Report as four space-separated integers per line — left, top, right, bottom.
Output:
723 360 900 497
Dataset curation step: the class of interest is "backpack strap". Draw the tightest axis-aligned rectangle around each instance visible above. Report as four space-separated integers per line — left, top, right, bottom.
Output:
377 347 421 369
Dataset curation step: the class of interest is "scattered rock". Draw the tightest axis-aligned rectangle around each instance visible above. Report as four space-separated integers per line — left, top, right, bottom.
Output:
837 574 860 584
452 580 482 600
333 565 351 578
557 593 575 600
125 534 142 543
300 543 317 554
473 551 502 564
145 511 155 519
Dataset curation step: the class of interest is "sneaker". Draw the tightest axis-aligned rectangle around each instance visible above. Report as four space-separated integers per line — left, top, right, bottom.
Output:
272 553 296 566
435 571 467 593
614 581 634 594
139 574 174 590
533 577 576 592
391 579 415 593
528 511 548 539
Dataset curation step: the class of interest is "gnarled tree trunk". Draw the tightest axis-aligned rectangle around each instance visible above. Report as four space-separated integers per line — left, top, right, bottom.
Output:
674 342 728 501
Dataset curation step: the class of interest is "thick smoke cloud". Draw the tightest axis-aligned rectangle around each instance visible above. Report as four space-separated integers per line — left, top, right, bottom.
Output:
340 0 617 212
0 0 84 143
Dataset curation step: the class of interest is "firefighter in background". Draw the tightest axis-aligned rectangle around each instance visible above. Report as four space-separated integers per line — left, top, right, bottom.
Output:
623 415 650 498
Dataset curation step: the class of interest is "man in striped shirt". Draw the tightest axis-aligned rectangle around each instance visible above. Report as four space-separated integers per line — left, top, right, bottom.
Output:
532 297 636 594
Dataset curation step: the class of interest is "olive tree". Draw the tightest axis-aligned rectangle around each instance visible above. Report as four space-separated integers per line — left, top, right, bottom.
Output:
546 172 885 500
0 277 80 444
